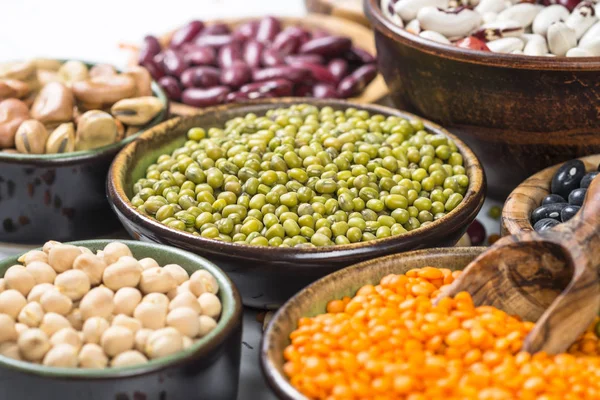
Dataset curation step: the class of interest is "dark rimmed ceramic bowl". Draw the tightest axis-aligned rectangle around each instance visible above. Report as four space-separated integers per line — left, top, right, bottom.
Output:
502 154 600 236
260 246 485 399
364 0 600 200
107 98 486 308
0 76 168 244
0 239 242 400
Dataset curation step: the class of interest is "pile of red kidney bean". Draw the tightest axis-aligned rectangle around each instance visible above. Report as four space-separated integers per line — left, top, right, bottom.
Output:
138 17 378 107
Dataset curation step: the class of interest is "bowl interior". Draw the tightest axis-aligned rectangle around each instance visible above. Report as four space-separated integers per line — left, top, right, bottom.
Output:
260 247 485 399
0 239 240 379
110 98 485 261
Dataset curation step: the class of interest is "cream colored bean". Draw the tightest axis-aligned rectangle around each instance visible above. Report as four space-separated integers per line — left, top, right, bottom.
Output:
102 256 142 291
15 322 28 335
487 37 524 53
475 0 507 14
134 302 166 330
166 307 200 338
197 315 217 337
139 267 177 294
190 270 219 296
162 264 188 285
497 3 542 27
25 261 57 285
101 326 134 357
405 18 421 34
40 288 72 315
566 47 595 56
82 317 109 344
19 328 51 361
134 328 153 353
4 265 35 296
0 289 27 319
580 37 600 56
66 307 84 331
138 258 159 270
54 269 91 301
533 4 570 36
0 341 21 360
18 250 48 266
169 292 202 314
17 301 44 327
78 343 108 369
112 314 142 334
0 314 17 343
27 283 54 303
142 293 170 311
40 312 71 337
566 3 598 39
102 242 132 265
113 287 142 316
417 6 482 38
43 343 78 367
51 327 82 350
419 30 451 44
523 33 548 55
198 293 222 319
79 286 114 320
73 254 107 286
580 21 600 47
145 327 183 359
547 22 577 56
111 350 148 367
393 0 448 21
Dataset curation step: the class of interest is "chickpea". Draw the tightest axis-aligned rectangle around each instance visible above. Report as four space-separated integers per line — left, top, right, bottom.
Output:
133 302 166 330
4 265 36 296
182 336 193 350
48 244 82 273
162 264 189 285
166 287 178 300
110 350 148 368
0 341 21 360
66 308 84 330
78 343 108 369
40 288 72 315
15 322 28 335
18 250 48 266
176 281 192 297
102 242 132 265
0 289 27 319
113 287 142 316
17 301 44 327
101 326 134 357
82 317 109 344
42 240 61 254
198 293 222 319
145 327 183 359
18 328 51 361
0 313 18 343
190 270 219 295
27 283 54 303
73 253 106 286
139 267 177 294
102 256 142 291
50 327 83 350
138 258 159 270
169 292 202 314
0 278 5 294
188 275 207 297
40 312 71 337
25 261 57 285
54 269 91 301
166 307 200 338
134 328 153 353
197 315 217 337
79 286 114 320
42 343 78 367
112 314 142 333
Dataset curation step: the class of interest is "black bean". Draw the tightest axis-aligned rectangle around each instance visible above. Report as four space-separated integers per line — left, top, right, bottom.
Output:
533 218 560 232
542 194 566 205
561 205 580 222
551 159 586 199
568 187 587 206
531 202 568 224
580 171 599 189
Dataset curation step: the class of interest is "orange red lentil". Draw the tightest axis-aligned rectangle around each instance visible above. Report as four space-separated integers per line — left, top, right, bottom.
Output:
283 267 600 400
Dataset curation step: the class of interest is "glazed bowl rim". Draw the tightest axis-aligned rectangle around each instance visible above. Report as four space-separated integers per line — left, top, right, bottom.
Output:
0 239 243 379
364 0 600 70
107 98 486 262
259 246 486 400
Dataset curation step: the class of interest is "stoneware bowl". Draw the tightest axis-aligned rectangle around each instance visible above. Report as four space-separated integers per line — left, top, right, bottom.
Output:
502 154 600 236
107 98 486 308
364 0 600 200
260 246 485 399
0 239 243 400
0 73 168 244
122 14 387 116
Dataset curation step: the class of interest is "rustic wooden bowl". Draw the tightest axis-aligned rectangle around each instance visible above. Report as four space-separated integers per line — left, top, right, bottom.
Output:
364 0 600 200
107 98 486 308
121 14 387 116
502 154 600 236
304 0 369 27
260 247 485 399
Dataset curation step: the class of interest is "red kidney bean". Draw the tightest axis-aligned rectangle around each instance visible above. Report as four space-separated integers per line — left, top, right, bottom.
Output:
239 79 293 96
272 29 302 56
202 24 231 36
141 60 165 80
158 76 182 101
218 43 243 68
327 58 349 83
337 64 377 98
253 67 310 83
138 35 162 65
194 34 237 48
345 46 376 64
261 48 285 67
170 20 205 48
220 61 252 88
455 36 490 51
558 0 582 11
180 66 221 88
256 16 281 43
299 36 352 56
162 49 189 78
311 30 330 39
313 83 339 99
233 21 259 42
294 84 313 97
153 52 165 66
182 86 230 107
182 45 216 66
226 90 274 103
243 40 264 69
284 54 324 65
285 61 336 85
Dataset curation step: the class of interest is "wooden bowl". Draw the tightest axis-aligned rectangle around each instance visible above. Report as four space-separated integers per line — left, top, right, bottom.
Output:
502 154 600 236
107 98 486 308
260 246 485 399
364 0 600 200
0 239 243 400
304 0 369 27
122 14 387 116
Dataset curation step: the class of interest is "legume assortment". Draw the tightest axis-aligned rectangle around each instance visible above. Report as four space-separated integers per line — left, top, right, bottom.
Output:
0 241 221 368
130 104 469 247
381 0 600 57
284 267 600 399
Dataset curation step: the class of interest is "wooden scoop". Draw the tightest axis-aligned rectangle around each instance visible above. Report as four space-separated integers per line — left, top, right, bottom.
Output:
439 177 600 354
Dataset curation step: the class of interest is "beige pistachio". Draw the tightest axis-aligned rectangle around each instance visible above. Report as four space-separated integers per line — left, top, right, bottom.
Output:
45 123 75 154
111 96 163 127
72 74 136 106
57 61 89 86
0 79 30 100
124 66 153 97
0 99 29 148
15 119 49 154
0 61 36 81
89 64 117 78
74 110 117 151
31 82 74 125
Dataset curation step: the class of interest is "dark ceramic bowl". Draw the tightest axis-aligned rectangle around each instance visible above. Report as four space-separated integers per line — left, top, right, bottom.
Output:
364 0 600 200
107 98 486 308
260 247 485 399
0 239 242 400
502 154 600 236
0 80 168 244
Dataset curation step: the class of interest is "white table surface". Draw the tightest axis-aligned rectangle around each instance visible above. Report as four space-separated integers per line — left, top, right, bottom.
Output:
0 2 504 398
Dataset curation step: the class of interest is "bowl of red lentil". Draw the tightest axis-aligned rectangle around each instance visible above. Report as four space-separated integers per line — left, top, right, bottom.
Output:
261 247 600 399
